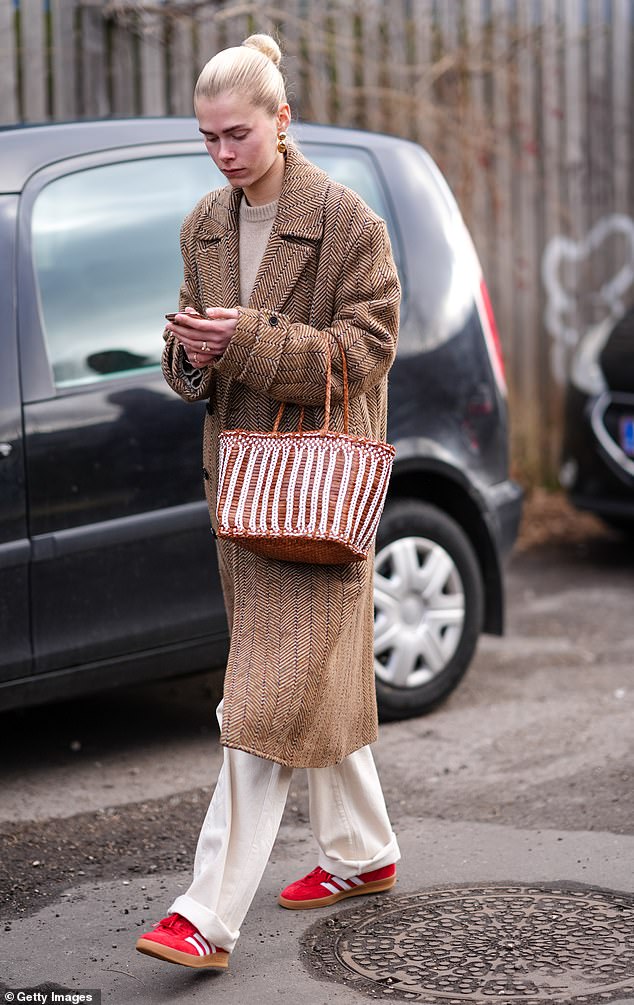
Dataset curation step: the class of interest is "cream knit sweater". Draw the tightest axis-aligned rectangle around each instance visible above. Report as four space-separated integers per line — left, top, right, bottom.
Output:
239 196 279 306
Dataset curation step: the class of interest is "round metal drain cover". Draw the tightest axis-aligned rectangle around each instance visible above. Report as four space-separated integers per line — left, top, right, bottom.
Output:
301 883 634 1003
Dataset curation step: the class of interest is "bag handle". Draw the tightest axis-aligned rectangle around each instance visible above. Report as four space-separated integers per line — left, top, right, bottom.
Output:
272 338 349 435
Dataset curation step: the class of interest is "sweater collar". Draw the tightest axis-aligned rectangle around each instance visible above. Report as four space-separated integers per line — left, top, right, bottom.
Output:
239 195 279 223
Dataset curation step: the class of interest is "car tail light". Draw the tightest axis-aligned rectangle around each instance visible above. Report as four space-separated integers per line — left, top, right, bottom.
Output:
477 277 507 396
458 218 508 397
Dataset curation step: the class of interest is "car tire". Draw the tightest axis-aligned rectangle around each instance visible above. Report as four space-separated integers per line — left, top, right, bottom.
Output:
373 498 484 721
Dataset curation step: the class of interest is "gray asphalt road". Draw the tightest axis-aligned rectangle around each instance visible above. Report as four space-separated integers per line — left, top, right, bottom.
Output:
1 529 633 1003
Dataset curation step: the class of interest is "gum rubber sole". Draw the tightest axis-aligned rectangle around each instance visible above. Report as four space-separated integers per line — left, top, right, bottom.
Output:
278 874 396 910
136 938 229 969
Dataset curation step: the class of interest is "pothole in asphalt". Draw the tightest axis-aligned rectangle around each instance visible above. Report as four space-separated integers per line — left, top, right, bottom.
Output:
300 883 634 1003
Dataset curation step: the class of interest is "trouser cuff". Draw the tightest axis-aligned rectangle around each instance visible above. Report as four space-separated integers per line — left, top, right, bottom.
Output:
317 830 401 880
168 894 239 953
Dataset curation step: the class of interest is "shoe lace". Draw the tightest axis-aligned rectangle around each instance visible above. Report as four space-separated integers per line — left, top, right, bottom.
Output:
161 913 195 935
305 866 333 883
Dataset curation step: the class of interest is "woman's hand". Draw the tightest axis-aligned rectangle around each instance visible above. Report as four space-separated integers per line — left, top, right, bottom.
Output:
167 306 240 367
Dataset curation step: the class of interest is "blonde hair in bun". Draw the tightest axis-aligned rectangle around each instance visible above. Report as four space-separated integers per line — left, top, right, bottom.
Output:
195 32 287 115
242 33 282 67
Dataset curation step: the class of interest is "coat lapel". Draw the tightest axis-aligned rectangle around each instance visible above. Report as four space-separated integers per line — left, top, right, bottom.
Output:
194 184 242 309
249 146 328 312
193 145 329 313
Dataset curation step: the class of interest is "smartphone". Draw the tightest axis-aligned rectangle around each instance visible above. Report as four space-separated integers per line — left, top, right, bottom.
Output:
165 311 207 322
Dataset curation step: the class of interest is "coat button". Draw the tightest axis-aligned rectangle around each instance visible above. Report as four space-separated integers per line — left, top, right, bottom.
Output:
268 314 279 326
202 467 209 480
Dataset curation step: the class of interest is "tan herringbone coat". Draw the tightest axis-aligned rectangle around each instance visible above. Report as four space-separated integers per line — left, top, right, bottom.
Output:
162 144 400 767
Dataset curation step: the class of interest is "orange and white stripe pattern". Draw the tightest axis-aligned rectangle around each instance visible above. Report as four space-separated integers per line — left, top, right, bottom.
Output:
217 429 395 561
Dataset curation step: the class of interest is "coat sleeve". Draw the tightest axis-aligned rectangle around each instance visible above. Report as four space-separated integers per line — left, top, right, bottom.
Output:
214 216 400 407
161 212 215 403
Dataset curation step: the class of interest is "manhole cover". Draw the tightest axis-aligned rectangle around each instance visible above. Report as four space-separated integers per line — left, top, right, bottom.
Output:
301 883 634 1003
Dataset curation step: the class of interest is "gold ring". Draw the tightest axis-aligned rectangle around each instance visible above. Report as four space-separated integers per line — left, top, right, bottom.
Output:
193 353 199 364
202 341 208 352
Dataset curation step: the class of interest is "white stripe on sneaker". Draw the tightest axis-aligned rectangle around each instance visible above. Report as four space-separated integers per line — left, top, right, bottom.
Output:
349 876 365 886
185 936 205 956
192 932 212 955
320 881 341 895
331 877 353 891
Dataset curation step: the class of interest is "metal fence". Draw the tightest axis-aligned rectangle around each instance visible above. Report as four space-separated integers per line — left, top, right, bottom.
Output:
2 0 633 482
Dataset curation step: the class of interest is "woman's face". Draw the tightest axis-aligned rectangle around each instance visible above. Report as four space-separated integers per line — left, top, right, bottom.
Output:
196 91 287 191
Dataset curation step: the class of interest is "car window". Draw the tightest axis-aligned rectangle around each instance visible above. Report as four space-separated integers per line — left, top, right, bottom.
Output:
31 143 396 390
31 156 221 388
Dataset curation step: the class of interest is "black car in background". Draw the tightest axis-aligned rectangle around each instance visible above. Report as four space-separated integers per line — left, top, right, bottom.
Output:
0 118 522 719
561 305 634 533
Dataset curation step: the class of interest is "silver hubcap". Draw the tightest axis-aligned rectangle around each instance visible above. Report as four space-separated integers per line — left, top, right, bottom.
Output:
373 536 465 689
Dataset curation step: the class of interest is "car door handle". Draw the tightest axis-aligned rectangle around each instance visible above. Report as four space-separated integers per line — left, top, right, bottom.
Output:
0 443 12 458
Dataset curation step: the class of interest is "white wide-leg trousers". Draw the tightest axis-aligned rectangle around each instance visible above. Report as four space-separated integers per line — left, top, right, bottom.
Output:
169 701 400 952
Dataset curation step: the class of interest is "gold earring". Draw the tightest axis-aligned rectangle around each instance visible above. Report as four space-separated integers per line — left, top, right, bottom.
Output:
277 131 287 154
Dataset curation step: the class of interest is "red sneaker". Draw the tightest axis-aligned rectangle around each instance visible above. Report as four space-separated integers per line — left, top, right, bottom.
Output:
278 863 396 910
135 913 229 969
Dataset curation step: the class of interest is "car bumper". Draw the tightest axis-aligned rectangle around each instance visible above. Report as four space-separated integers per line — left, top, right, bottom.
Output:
568 493 634 521
476 476 523 637
482 477 524 557
561 386 634 518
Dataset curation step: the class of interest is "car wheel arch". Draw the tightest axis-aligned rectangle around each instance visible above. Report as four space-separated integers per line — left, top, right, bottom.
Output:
384 459 504 635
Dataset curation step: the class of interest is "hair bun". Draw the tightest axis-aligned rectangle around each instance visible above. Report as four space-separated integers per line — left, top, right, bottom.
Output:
242 33 282 67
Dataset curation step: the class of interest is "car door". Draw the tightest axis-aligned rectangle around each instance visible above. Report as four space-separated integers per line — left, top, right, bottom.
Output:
0 194 31 684
19 147 229 678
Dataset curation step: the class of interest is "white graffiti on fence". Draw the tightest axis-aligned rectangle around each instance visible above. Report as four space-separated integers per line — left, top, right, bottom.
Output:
541 213 634 384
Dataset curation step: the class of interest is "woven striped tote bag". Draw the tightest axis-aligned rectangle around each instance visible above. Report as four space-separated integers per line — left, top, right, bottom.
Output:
216 341 395 564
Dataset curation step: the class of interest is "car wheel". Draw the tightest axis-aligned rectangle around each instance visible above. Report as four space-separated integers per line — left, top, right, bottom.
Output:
373 499 484 720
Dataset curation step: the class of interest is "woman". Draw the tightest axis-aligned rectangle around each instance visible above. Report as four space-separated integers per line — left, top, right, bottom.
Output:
135 33 401 972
